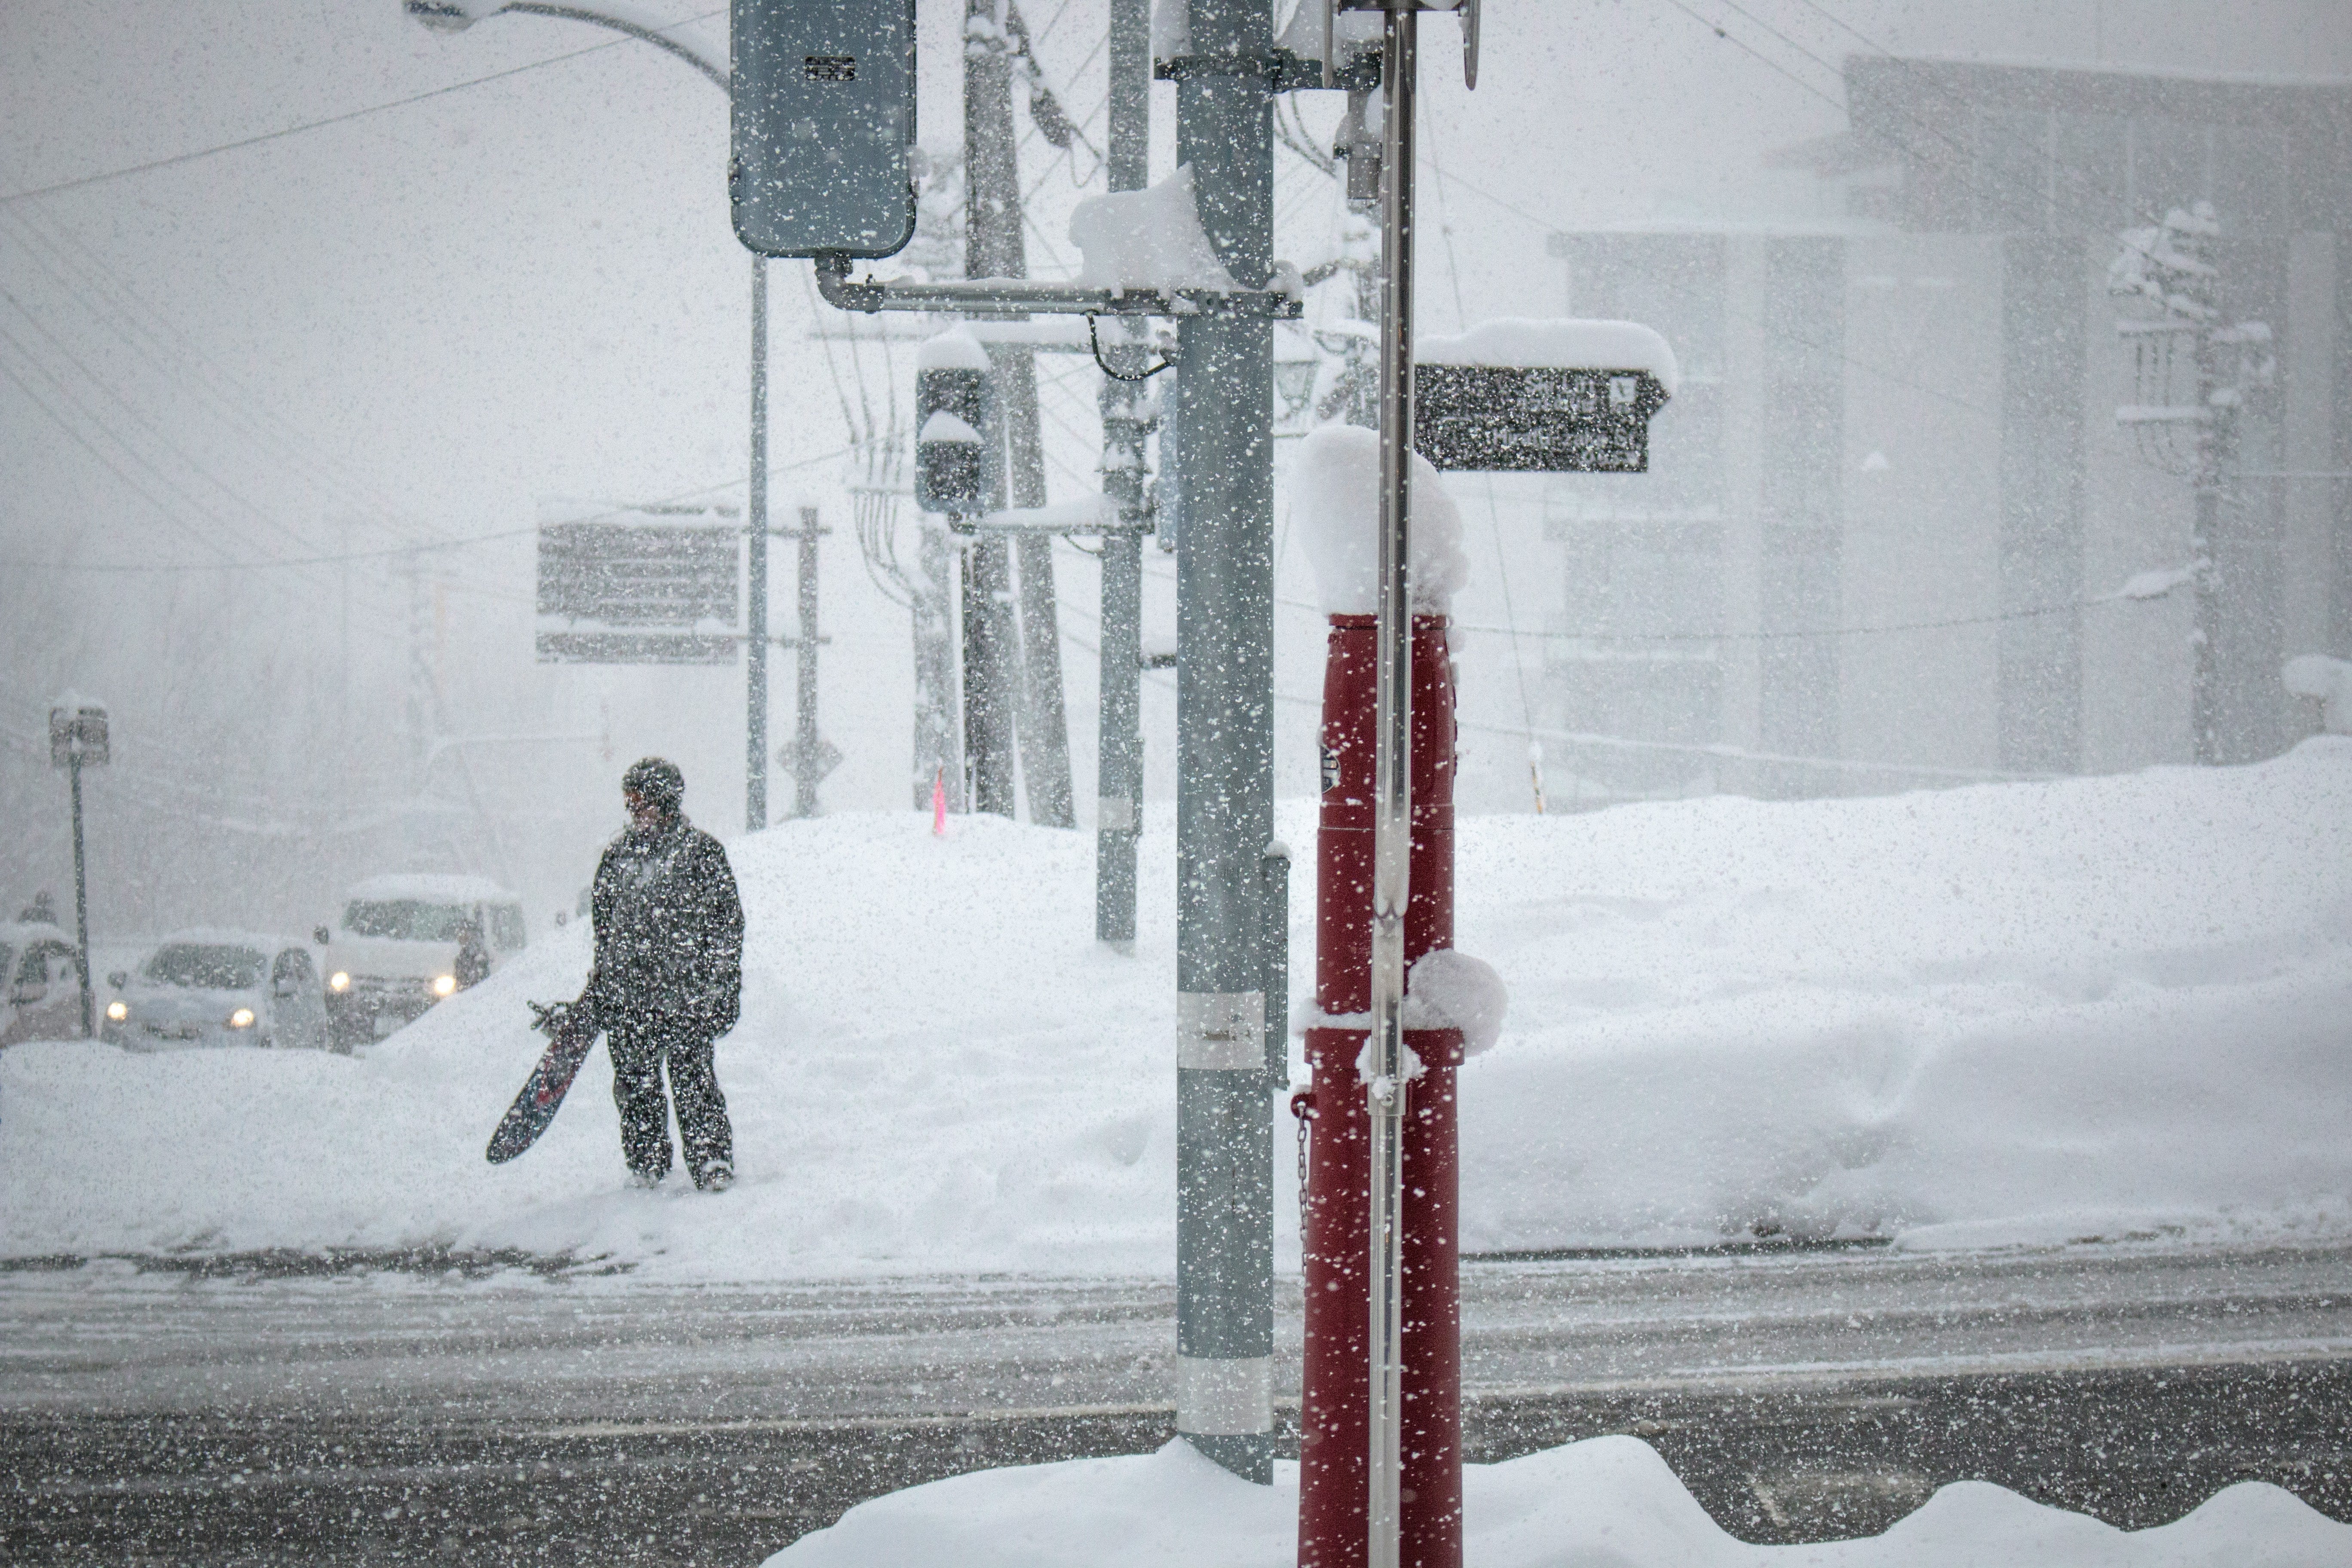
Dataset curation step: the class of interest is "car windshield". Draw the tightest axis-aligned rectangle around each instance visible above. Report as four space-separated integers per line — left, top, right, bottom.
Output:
344 900 470 942
144 945 266 990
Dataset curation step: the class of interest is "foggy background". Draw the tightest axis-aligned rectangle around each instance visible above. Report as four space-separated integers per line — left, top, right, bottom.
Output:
2 0 2346 945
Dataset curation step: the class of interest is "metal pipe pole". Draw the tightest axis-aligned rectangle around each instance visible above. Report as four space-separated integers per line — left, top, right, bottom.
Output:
68 753 92 1040
1095 0 1152 949
1366 11 1418 1566
1173 0 1279 1486
795 504 823 818
748 257 770 831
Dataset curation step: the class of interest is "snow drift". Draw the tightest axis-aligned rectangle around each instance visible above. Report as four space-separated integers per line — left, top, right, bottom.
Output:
762 1436 2352 1568
4 738 2350 1275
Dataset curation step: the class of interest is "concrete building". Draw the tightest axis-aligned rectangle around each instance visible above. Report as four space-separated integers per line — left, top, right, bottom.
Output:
1540 58 2352 800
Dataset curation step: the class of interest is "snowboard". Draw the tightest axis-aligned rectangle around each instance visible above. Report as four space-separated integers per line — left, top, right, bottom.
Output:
486 1001 600 1164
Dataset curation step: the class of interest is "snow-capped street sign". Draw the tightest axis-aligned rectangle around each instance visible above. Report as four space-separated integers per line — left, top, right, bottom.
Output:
48 702 108 769
731 0 919 259
535 501 743 665
1413 318 1677 473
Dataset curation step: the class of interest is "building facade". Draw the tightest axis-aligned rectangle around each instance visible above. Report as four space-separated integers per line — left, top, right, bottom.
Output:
1541 59 2351 800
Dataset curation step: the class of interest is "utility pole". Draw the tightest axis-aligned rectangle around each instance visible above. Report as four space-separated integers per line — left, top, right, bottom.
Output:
962 0 1023 817
2110 202 2272 766
748 258 772 829
961 0 1075 824
1170 0 1280 1485
1095 0 1152 948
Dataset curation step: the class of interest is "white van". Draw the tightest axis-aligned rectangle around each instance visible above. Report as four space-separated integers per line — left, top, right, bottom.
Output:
319 874 526 1047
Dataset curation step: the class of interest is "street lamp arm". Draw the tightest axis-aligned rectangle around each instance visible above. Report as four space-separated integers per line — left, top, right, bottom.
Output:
404 1 729 92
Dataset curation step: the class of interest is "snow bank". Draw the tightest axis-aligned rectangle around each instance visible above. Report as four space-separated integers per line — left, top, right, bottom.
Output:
1418 318 1681 397
1069 165 1238 293
5 740 2351 1274
763 1436 2352 1568
1292 423 1470 616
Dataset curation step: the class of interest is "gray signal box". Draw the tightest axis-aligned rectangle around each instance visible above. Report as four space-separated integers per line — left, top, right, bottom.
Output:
732 0 919 258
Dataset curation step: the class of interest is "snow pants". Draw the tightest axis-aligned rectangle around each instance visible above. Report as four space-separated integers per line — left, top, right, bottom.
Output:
607 1020 733 1186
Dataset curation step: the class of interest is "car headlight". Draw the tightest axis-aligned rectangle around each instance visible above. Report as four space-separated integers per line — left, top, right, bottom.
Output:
431 974 457 998
105 1000 128 1022
228 1008 256 1029
329 971 350 992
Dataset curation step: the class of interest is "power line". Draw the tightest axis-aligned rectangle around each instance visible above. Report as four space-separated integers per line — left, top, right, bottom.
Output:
0 204 445 554
0 13 724 207
0 455 848 574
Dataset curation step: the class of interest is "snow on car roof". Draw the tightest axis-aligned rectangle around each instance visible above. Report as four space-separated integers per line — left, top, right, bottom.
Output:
345 874 517 905
153 928 302 953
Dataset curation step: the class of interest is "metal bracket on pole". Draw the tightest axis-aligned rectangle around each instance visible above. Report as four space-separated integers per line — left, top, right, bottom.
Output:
814 253 1303 320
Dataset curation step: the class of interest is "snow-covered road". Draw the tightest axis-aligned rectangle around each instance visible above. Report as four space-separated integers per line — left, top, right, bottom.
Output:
6 1242 2345 1421
4 1243 2346 1562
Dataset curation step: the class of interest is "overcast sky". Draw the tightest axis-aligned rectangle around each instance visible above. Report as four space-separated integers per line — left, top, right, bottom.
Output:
1 1 2347 918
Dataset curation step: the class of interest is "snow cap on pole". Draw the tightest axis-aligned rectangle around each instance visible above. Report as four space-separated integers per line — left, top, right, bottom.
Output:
1292 423 1469 616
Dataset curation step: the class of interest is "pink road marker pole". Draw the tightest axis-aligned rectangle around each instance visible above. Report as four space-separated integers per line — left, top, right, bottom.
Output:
932 768 948 837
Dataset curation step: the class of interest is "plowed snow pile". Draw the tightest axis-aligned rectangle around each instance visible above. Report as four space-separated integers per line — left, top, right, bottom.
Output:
4 738 2349 1275
759 1436 2352 1567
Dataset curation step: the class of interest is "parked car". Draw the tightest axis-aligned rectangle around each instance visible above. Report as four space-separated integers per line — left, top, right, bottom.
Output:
0 919 85 1047
101 931 331 1053
318 875 526 1047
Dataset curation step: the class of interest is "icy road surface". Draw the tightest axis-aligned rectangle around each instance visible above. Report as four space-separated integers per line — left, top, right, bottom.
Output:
5 1242 2346 1563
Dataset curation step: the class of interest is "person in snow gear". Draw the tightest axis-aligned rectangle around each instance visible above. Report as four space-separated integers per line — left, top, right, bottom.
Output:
453 916 491 990
576 757 744 1191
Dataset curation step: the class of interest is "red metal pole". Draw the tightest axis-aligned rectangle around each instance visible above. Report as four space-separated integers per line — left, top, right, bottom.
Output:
1299 612 1461 1568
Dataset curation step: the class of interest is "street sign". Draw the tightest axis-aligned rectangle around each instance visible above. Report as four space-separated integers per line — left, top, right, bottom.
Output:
536 502 743 665
732 0 919 258
1413 364 1670 472
1413 318 1677 474
49 704 108 768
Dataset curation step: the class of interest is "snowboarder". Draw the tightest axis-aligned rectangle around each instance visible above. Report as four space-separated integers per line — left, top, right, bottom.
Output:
578 757 744 1191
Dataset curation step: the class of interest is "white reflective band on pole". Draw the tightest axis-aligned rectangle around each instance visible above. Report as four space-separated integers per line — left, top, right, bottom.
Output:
1098 793 1136 832
1177 990 1267 1069
1366 8 1418 1568
1174 1354 1274 1435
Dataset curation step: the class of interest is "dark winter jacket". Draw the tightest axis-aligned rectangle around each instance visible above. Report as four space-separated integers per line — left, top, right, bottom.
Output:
582 814 744 1037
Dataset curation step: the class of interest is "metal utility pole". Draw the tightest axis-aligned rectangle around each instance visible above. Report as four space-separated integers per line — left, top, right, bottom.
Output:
1170 0 1280 1485
1365 11 1418 1557
748 258 772 829
1095 0 1152 949
962 0 1075 824
790 504 830 817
